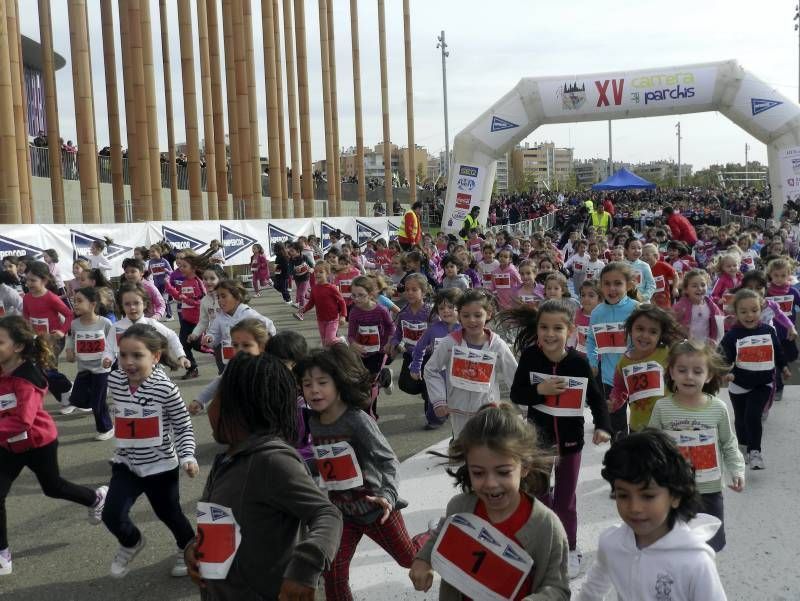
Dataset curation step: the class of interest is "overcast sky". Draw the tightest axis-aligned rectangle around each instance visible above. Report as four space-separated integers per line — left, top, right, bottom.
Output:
18 0 800 170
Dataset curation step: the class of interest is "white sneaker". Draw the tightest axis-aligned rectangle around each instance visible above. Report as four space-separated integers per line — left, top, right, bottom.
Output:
0 549 11 576
170 551 188 577
379 367 394 395
94 429 114 441
110 536 146 578
749 450 765 470
88 485 108 524
59 404 76 415
76 407 93 414
568 549 583 579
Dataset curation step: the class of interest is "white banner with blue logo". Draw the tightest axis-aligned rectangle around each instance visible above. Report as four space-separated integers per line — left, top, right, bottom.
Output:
0 217 402 273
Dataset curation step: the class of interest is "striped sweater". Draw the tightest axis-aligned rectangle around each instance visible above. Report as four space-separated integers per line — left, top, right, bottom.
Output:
108 368 196 477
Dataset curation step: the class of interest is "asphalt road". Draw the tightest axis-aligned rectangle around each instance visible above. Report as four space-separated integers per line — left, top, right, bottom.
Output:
1 290 445 601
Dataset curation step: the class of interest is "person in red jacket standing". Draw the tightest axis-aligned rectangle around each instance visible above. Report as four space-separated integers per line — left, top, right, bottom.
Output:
0 316 108 576
663 206 698 246
398 201 423 251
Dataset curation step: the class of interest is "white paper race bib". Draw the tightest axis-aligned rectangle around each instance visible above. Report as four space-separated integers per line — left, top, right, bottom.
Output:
530 373 587 417
572 261 585 272
313 441 364 491
735 335 774 371
401 321 427 347
654 275 666 294
622 361 665 403
338 279 353 298
721 292 735 314
196 502 242 580
767 295 793 316
0 393 17 411
113 402 163 448
481 271 493 285
632 270 642 286
150 264 166 274
666 429 721 483
181 286 195 297
431 513 533 601
221 343 236 364
518 295 538 307
575 325 589 354
493 273 511 289
592 322 627 354
75 330 106 362
356 325 380 354
585 266 602 281
30 317 49 336
450 347 496 393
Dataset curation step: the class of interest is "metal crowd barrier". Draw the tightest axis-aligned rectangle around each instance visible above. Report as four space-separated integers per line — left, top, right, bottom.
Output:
720 209 771 230
485 211 556 237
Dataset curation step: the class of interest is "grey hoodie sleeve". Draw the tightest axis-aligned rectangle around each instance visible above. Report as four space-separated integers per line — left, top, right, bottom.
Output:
265 450 343 588
353 411 401 507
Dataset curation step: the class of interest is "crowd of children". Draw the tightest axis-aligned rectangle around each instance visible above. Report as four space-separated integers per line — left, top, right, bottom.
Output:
1 206 799 600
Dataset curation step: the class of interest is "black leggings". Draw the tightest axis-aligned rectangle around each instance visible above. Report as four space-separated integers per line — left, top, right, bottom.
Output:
0 440 96 549
101 463 194 550
603 382 628 441
178 316 199 370
729 385 771 452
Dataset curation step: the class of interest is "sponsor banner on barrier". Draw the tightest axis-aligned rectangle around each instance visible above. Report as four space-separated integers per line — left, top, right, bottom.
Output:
538 66 717 118
2 217 401 273
442 164 487 234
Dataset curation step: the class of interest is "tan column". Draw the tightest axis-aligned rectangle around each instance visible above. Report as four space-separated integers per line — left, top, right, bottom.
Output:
403 0 415 204
100 0 125 221
7 0 30 222
261 0 282 218
127 0 153 222
177 0 204 219
0 0 20 217
207 0 230 218
243 0 262 216
349 0 366 216
293 0 313 214
37 0 64 221
159 0 179 217
120 0 141 217
272 0 288 215
222 0 242 214
377 0 392 210
140 0 164 219
326 0 341 215
317 0 335 217
232 0 253 213
68 0 101 222
282 0 302 217
197 0 219 219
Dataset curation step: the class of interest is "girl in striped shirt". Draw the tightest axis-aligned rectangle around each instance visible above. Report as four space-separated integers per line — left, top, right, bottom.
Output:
102 324 198 579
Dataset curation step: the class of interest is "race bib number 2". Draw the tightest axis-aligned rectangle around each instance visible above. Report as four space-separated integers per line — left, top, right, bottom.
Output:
196 502 241 580
313 442 364 491
431 513 533 601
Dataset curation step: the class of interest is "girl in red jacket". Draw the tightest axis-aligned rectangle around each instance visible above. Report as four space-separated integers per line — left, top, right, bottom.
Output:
249 243 271 296
165 255 206 380
295 261 347 346
0 316 108 576
22 262 75 414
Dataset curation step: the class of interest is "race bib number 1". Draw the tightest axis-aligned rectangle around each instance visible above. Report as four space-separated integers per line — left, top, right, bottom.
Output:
592 323 627 354
530 373 587 417
113 402 163 448
431 513 533 601
450 347 496 393
196 502 241 580
313 441 364 491
621 361 664 403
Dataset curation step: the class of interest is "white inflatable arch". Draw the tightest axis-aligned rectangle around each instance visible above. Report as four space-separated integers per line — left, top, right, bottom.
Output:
441 60 800 234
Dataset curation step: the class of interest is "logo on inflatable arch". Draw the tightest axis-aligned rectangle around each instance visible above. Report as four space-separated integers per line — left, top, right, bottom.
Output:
387 221 399 242
161 226 206 252
267 223 297 250
559 82 586 110
355 220 382 247
220 225 256 260
320 221 336 252
490 116 519 132
751 98 783 116
456 193 472 210
71 230 131 261
0 235 43 260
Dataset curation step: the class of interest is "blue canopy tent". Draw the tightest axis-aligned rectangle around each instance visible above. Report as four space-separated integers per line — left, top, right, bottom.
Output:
591 168 656 190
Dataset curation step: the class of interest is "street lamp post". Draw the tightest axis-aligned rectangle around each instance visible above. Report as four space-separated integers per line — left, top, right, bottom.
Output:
436 30 449 178
745 142 749 185
675 121 682 187
795 5 800 103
